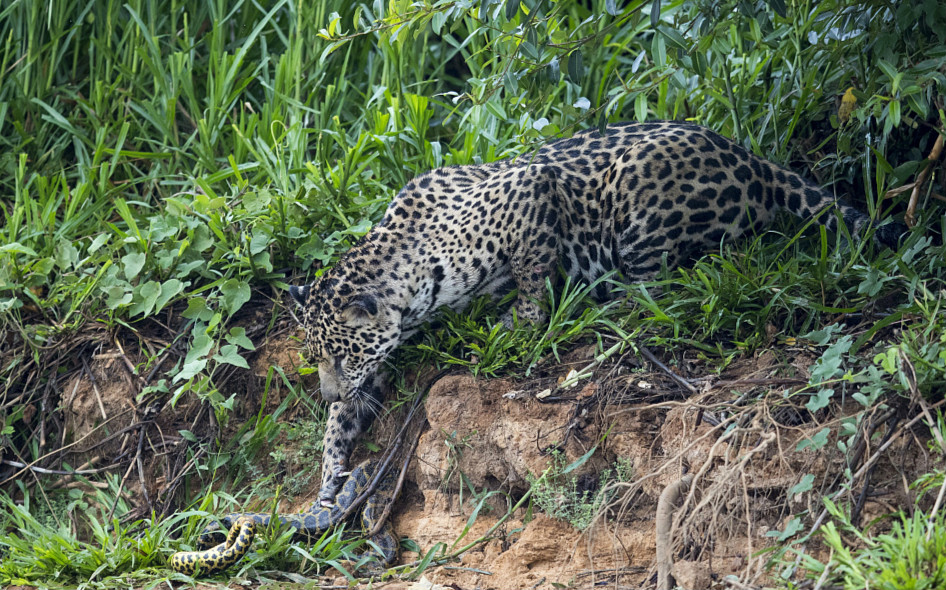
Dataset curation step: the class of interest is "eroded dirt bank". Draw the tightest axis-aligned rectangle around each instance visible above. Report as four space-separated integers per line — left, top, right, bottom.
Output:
379 346 930 590
51 334 934 589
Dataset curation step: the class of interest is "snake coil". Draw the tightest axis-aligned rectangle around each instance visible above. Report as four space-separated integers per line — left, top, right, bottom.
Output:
169 462 396 575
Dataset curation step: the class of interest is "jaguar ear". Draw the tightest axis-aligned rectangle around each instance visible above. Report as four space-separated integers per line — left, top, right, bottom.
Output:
340 294 378 325
289 285 310 307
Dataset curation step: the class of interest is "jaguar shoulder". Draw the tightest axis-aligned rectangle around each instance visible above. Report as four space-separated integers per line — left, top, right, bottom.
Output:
289 120 903 501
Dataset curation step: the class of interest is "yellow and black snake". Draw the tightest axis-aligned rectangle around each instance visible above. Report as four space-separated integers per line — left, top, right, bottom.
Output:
169 462 396 576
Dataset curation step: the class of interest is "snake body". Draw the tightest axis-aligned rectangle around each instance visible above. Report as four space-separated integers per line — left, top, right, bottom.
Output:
169 462 396 575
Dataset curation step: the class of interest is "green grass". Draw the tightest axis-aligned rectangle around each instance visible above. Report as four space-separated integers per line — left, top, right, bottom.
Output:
0 0 944 586
0 480 366 587
397 273 632 378
528 451 635 532
790 498 946 589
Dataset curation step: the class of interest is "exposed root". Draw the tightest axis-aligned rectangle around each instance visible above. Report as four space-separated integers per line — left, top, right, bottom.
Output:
656 473 694 590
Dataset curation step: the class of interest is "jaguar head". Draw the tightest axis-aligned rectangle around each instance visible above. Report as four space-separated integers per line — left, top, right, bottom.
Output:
289 280 401 410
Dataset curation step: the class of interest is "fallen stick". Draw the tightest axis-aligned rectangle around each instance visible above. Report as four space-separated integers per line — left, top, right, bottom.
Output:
905 127 943 227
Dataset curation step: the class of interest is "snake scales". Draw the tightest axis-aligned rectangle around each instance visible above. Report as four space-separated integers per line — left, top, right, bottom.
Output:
169 461 396 575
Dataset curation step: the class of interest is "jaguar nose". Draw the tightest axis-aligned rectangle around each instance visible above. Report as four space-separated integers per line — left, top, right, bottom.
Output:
321 388 340 403
318 367 341 403
319 380 340 403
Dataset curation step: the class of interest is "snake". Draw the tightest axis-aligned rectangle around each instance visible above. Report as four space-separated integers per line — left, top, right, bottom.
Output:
169 461 397 576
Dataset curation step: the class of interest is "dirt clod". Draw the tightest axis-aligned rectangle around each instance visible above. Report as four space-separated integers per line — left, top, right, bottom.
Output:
670 559 713 590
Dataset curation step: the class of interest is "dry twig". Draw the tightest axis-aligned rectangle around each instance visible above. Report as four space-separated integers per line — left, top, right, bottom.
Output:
884 125 944 227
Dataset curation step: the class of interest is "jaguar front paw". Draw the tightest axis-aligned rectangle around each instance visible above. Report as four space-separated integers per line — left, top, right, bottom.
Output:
319 461 349 505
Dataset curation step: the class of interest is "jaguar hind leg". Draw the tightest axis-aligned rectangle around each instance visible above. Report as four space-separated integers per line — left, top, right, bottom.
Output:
497 165 564 329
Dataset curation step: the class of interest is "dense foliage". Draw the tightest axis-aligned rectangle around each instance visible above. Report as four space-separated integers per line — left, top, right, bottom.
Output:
0 0 944 586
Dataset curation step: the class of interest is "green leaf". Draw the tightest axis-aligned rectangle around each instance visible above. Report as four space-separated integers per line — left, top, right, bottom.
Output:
175 334 214 383
154 279 184 312
650 0 660 27
567 50 583 84
249 230 270 255
129 280 161 316
805 388 833 413
635 93 648 122
339 218 372 237
869 146 894 174
877 59 898 81
889 99 901 128
226 327 256 351
505 0 518 20
106 285 132 309
651 32 666 67
252 250 273 273
32 257 54 278
486 99 508 120
175 357 207 382
55 242 79 269
544 57 562 83
656 25 688 51
809 336 853 383
803 324 842 346
605 0 619 16
873 347 899 374
0 242 38 257
692 51 708 77
796 427 830 451
221 279 251 315
122 252 146 281
88 234 109 253
769 516 804 542
788 474 815 497
189 334 214 359
767 0 787 18
520 40 538 60
214 344 250 369
561 445 597 474
182 297 213 321
857 267 888 297
431 10 446 35
0 297 23 312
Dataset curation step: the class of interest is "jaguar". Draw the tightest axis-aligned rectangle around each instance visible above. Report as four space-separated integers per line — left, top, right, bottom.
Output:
289 121 902 502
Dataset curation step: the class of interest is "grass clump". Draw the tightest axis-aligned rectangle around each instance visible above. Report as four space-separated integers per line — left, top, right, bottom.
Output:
399 273 632 378
0 477 365 586
791 499 946 590
528 452 635 532
0 479 171 585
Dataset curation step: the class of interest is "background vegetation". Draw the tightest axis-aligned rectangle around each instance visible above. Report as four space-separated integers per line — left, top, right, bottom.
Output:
0 0 944 586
